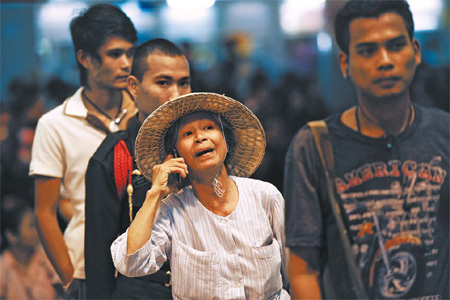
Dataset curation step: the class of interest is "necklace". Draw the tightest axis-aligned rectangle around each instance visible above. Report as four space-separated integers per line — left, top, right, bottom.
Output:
355 104 414 138
82 90 127 132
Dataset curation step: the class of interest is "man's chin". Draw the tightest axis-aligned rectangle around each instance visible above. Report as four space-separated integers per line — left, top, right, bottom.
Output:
373 88 406 100
114 83 128 90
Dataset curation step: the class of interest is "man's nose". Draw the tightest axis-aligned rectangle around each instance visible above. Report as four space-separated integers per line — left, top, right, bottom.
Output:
377 48 394 71
169 85 182 100
121 55 132 70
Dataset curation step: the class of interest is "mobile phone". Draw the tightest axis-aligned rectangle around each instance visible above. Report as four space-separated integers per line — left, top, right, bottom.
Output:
170 149 181 184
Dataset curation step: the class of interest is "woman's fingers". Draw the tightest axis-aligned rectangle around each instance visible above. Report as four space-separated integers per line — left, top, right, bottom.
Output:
162 155 189 177
152 157 189 186
163 154 174 162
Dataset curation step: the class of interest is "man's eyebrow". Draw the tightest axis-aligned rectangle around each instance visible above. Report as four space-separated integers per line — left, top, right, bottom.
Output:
106 46 135 53
386 35 408 44
355 34 407 49
355 42 377 49
154 75 173 80
154 75 191 80
106 48 125 53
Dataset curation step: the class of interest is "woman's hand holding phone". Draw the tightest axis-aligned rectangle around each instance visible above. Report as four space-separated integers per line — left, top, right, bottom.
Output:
151 150 188 197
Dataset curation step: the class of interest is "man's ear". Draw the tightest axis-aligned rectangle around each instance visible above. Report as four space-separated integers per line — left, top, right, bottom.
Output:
127 75 139 100
76 49 91 69
412 38 421 66
338 51 349 78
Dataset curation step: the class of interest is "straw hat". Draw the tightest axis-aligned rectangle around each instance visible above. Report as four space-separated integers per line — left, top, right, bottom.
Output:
135 92 266 182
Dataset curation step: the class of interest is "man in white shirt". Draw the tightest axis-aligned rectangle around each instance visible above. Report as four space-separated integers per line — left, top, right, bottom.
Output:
29 3 137 299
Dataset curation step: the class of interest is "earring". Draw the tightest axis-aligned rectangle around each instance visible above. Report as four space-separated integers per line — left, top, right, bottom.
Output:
344 67 349 78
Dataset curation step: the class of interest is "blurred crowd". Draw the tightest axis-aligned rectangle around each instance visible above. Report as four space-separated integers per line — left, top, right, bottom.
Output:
2 34 449 209
0 36 331 208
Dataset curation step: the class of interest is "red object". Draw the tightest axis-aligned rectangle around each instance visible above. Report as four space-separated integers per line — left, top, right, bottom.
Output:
114 139 132 198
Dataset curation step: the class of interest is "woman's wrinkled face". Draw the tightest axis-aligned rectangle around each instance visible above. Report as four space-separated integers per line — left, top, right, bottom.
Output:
175 112 227 175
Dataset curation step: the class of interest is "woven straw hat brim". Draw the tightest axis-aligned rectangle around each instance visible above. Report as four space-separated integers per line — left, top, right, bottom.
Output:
135 92 266 182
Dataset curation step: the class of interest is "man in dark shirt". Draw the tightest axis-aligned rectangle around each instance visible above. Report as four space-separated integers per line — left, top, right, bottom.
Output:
85 38 191 299
284 1 449 299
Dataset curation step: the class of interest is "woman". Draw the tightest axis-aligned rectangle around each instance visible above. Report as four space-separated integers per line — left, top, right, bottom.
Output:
1 197 61 299
111 92 290 299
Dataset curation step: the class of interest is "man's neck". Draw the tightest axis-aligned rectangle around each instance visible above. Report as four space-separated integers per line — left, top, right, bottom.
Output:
83 85 123 111
137 111 147 124
341 93 413 138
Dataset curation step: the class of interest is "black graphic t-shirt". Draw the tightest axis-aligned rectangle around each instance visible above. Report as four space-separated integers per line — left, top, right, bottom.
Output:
285 104 449 300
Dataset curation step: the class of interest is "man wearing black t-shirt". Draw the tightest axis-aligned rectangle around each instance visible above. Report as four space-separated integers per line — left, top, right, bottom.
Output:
284 1 449 299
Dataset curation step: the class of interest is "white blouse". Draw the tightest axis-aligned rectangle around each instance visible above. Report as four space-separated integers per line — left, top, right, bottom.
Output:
111 176 290 300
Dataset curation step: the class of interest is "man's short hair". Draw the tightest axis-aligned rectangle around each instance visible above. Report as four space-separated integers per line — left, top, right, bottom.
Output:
131 38 186 82
334 0 415 55
70 3 137 86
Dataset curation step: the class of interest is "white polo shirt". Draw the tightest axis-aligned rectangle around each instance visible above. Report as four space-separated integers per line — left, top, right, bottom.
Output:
30 87 106 279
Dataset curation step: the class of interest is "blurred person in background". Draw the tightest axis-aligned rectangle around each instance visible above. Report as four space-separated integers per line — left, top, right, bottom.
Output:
284 0 448 299
180 41 206 92
29 3 137 299
45 76 78 109
411 62 450 112
210 32 255 100
1 78 45 203
244 70 291 191
85 38 191 300
0 196 62 299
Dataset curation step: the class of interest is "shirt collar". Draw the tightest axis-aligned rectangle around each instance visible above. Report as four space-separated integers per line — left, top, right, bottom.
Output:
63 87 88 118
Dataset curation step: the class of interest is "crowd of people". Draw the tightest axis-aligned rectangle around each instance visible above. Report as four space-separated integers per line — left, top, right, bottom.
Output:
0 0 448 299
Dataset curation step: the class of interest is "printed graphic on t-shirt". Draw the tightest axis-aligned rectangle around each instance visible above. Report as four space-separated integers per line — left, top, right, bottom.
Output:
334 156 447 299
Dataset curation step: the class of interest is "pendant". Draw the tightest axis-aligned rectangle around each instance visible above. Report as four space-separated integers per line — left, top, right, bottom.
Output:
109 109 127 132
109 120 119 132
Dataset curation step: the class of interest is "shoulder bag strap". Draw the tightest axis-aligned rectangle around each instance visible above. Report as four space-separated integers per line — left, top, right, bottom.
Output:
308 120 368 299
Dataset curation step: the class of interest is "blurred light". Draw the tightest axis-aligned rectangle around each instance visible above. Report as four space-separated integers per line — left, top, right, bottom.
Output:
38 2 87 40
223 2 270 42
167 0 215 9
38 38 52 56
408 0 442 30
161 5 216 43
280 0 325 35
119 1 156 31
120 1 141 20
317 31 332 53
38 2 86 25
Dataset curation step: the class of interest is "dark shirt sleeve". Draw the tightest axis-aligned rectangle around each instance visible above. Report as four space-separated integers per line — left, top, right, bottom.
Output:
283 126 324 249
85 156 122 299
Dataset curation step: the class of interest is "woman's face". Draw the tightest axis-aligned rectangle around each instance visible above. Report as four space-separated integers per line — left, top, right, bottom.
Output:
17 210 39 249
175 112 227 175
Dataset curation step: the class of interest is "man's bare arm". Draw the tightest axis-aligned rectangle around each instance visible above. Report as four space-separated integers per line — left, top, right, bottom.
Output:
34 175 74 285
288 247 322 299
